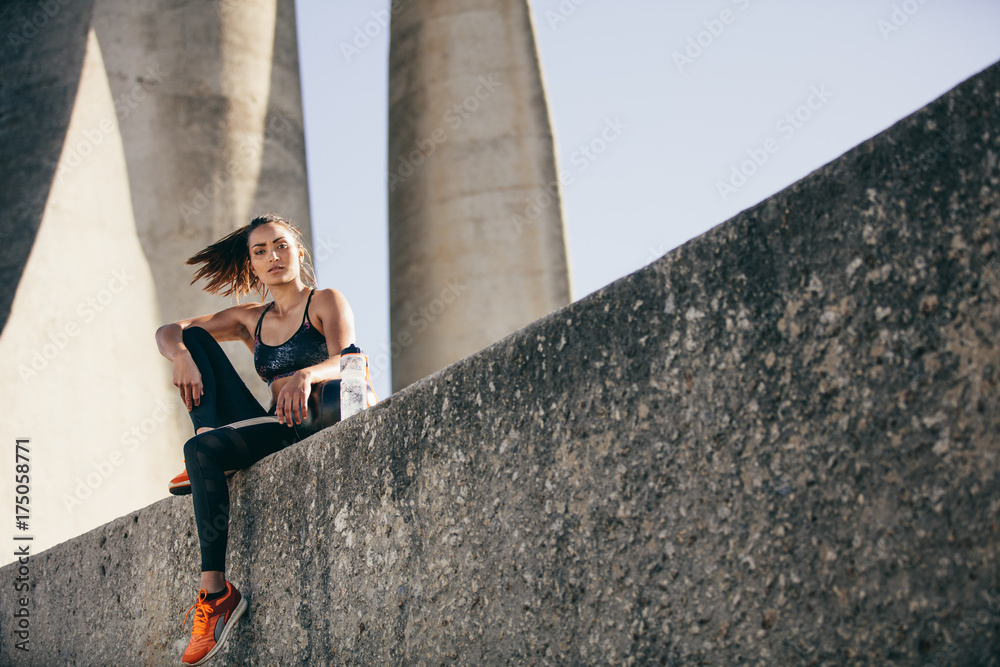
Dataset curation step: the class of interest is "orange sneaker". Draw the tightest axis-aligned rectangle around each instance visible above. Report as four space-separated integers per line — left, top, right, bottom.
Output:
181 581 247 666
169 467 237 496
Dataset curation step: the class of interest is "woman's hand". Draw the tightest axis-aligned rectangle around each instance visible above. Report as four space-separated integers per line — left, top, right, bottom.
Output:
172 349 203 412
275 370 313 426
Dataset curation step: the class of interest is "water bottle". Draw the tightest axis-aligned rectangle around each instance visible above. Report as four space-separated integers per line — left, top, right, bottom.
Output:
340 344 367 419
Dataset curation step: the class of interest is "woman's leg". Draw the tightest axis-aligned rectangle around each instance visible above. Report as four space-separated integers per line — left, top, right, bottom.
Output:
183 418 300 577
181 326 267 431
179 326 288 583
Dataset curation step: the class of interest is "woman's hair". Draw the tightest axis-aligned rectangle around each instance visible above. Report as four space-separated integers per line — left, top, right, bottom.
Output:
186 213 317 298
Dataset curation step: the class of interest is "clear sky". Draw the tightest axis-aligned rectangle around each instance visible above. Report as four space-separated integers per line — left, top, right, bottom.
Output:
295 0 1000 399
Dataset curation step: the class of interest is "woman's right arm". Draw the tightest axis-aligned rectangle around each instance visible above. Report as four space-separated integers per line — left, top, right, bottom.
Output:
155 322 204 411
155 305 257 411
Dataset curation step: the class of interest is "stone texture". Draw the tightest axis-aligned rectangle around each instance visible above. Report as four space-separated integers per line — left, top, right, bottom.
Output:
0 9 189 566
3 59 1000 665
0 0 95 332
388 0 572 392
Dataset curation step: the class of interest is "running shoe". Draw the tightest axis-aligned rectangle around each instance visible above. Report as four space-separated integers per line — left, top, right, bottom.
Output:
181 581 247 666
169 467 237 496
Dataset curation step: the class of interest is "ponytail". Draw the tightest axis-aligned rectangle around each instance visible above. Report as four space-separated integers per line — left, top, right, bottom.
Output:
186 214 316 299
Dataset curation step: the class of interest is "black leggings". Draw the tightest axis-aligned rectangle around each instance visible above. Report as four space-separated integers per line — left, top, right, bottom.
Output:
181 326 302 572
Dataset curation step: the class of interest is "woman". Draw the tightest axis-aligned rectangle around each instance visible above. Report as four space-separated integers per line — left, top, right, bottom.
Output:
155 213 355 665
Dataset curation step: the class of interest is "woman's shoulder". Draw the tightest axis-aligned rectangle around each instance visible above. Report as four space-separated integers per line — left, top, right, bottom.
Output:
308 287 353 320
219 300 273 327
305 288 355 343
309 287 349 306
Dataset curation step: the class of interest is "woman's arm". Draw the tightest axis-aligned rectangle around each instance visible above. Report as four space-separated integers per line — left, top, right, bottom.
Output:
272 289 356 425
155 305 257 358
155 304 259 411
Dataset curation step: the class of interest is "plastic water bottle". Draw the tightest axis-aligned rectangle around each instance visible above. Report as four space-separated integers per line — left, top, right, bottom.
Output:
340 344 367 420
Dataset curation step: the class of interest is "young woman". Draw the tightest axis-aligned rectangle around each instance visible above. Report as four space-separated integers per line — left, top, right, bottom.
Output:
155 213 356 665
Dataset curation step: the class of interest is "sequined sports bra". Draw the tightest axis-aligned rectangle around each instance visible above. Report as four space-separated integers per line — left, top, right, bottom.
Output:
253 289 329 385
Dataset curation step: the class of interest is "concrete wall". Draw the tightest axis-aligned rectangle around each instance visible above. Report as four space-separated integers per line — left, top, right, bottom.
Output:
388 0 572 392
0 4 187 571
0 0 310 567
2 58 999 666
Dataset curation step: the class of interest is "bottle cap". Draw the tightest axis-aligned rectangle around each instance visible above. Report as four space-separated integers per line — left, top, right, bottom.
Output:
341 344 364 355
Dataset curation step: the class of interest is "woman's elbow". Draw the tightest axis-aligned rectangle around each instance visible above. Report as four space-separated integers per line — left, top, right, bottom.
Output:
155 322 182 343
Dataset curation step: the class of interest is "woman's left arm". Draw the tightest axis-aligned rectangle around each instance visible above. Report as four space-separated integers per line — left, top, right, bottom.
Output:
273 289 357 425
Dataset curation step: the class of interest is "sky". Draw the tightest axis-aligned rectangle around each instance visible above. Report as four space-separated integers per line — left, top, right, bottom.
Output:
295 0 1000 400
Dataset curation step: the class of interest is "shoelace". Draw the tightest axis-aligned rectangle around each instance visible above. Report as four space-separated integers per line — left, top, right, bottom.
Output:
183 591 215 637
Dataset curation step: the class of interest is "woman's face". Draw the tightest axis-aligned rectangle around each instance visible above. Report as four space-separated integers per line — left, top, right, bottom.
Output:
248 222 302 286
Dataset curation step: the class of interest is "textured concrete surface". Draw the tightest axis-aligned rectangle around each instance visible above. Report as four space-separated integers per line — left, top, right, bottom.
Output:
0 0 95 333
2 60 999 665
388 0 571 392
0 7 188 566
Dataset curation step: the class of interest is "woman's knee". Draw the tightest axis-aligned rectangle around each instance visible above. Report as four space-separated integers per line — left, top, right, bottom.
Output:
183 434 202 463
181 325 215 349
184 429 232 467
183 432 222 465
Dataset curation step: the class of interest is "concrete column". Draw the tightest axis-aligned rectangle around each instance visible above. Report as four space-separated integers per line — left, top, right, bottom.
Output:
0 22 186 564
0 0 96 332
388 0 572 392
92 0 311 407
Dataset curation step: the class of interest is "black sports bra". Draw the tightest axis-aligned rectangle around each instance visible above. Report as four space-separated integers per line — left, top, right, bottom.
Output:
253 289 329 385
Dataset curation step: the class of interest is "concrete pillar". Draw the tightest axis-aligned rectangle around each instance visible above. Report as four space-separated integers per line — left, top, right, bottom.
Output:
0 0 96 331
388 0 572 392
0 19 185 563
92 0 311 407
